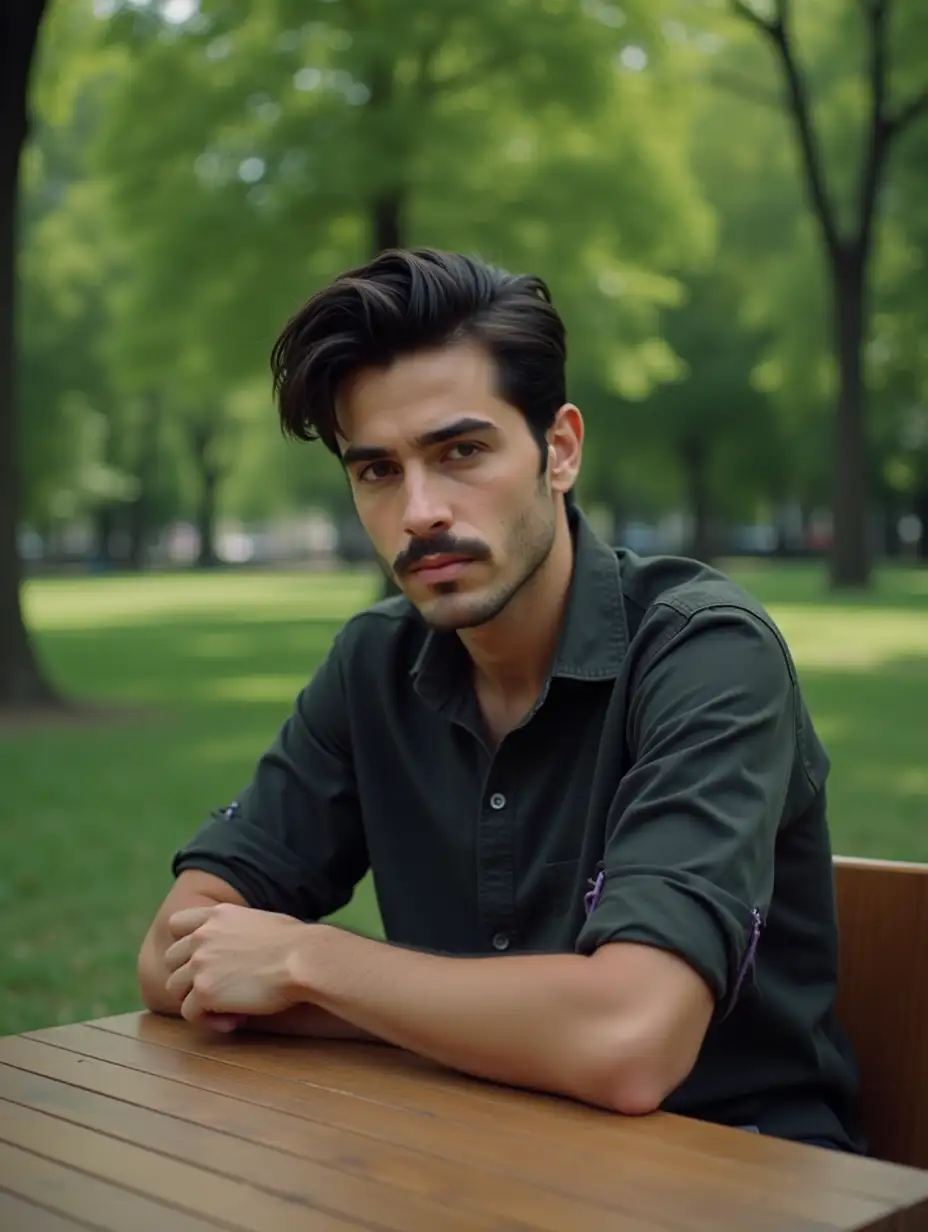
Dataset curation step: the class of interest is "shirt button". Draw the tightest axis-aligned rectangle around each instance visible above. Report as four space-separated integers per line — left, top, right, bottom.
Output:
492 932 511 952
489 792 507 810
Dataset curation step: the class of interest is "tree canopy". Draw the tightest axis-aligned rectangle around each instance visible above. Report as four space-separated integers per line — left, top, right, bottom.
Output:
2 0 926 707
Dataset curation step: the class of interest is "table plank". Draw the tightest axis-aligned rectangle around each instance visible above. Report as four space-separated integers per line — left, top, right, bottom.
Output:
0 1140 222 1232
8 1017 926 1231
0 1191 90 1232
0 1099 375 1232
0 1067 528 1232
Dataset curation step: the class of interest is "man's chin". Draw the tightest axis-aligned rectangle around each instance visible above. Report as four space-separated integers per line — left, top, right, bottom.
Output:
415 587 512 632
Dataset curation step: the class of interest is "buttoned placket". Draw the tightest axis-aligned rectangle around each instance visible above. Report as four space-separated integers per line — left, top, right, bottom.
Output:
475 765 516 953
471 678 555 955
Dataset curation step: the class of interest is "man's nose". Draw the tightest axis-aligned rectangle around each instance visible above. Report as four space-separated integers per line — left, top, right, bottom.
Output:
402 472 452 539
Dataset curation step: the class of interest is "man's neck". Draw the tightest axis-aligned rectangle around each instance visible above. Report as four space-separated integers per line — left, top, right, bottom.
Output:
458 509 575 707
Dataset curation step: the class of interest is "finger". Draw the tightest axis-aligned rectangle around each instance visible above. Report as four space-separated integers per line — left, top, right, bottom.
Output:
180 990 239 1033
168 906 215 938
180 988 202 1024
165 963 194 1005
164 933 196 973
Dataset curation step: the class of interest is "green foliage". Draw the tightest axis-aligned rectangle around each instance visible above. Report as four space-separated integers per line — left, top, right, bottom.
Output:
16 0 928 543
88 0 712 518
18 4 130 528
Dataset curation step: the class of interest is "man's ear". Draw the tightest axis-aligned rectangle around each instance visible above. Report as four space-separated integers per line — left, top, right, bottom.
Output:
548 404 584 496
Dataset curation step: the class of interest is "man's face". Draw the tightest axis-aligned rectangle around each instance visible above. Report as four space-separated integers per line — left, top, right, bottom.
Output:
337 342 580 631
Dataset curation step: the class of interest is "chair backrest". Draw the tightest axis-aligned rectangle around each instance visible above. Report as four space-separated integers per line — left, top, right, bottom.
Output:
832 855 928 1168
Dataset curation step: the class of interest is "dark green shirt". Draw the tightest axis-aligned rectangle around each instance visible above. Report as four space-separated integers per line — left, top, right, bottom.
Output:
174 508 862 1150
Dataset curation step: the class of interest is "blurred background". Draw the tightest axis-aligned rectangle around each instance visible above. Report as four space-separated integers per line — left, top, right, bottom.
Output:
1 0 926 1034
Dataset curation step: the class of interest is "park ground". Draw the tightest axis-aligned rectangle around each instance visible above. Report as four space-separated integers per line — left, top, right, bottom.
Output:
2 562 927 1036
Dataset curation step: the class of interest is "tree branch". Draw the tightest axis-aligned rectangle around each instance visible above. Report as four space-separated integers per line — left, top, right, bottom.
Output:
731 0 778 37
888 86 928 137
855 0 890 257
412 17 454 102
735 0 844 258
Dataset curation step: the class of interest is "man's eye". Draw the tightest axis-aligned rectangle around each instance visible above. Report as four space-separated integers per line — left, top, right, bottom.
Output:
358 461 398 483
446 442 482 461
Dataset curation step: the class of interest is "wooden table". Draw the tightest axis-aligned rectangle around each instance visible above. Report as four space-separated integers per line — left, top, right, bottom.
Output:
2 1014 928 1231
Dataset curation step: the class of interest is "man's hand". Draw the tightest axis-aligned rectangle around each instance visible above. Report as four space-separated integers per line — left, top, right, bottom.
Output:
164 902 311 1029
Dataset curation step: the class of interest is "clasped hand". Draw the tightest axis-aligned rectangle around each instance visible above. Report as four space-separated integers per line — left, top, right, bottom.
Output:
164 902 311 1031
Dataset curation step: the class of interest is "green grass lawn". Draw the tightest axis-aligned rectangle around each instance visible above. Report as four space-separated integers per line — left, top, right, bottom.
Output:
2 560 927 1037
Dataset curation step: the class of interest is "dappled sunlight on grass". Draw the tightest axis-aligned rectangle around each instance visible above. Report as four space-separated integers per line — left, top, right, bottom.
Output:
895 768 928 796
182 630 258 659
806 716 851 746
23 568 378 630
22 618 345 710
763 605 928 670
205 674 311 704
175 622 340 665
190 734 282 765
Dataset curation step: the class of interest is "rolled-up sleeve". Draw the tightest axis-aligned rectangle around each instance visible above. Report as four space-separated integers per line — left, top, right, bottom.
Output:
576 604 797 1015
172 629 368 920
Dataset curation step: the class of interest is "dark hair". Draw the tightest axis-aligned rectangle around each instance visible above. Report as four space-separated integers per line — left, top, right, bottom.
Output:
270 248 568 472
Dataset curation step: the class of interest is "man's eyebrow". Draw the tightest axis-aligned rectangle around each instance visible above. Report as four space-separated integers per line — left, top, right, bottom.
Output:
341 442 391 468
341 417 498 468
415 417 497 449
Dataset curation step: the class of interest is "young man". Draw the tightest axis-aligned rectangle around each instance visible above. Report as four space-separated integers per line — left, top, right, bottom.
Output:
139 248 862 1151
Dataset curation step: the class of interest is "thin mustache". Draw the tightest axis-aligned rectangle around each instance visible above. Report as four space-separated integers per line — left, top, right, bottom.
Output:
394 536 489 575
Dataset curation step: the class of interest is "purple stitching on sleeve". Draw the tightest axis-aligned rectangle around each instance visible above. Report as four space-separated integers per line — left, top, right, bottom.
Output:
584 866 605 916
723 907 763 1018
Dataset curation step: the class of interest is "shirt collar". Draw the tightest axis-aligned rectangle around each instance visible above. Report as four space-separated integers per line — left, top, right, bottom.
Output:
410 505 628 712
550 505 628 681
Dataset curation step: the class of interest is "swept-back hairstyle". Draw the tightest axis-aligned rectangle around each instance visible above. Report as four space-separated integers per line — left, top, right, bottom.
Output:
269 247 569 474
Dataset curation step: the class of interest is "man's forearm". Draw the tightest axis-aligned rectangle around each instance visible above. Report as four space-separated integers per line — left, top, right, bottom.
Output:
296 927 641 1111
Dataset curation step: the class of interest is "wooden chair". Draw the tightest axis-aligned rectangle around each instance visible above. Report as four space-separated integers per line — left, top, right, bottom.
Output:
832 855 928 1169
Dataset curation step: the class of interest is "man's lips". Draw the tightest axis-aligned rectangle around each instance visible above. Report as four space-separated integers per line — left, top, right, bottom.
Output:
407 555 475 583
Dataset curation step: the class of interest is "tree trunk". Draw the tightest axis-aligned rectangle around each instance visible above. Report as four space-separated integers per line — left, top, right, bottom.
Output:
731 0 928 588
913 484 928 562
0 0 59 711
681 438 713 563
368 55 404 258
195 468 220 568
195 463 220 569
125 393 161 571
372 191 403 254
93 503 116 567
879 490 900 560
186 415 223 569
829 256 871 589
